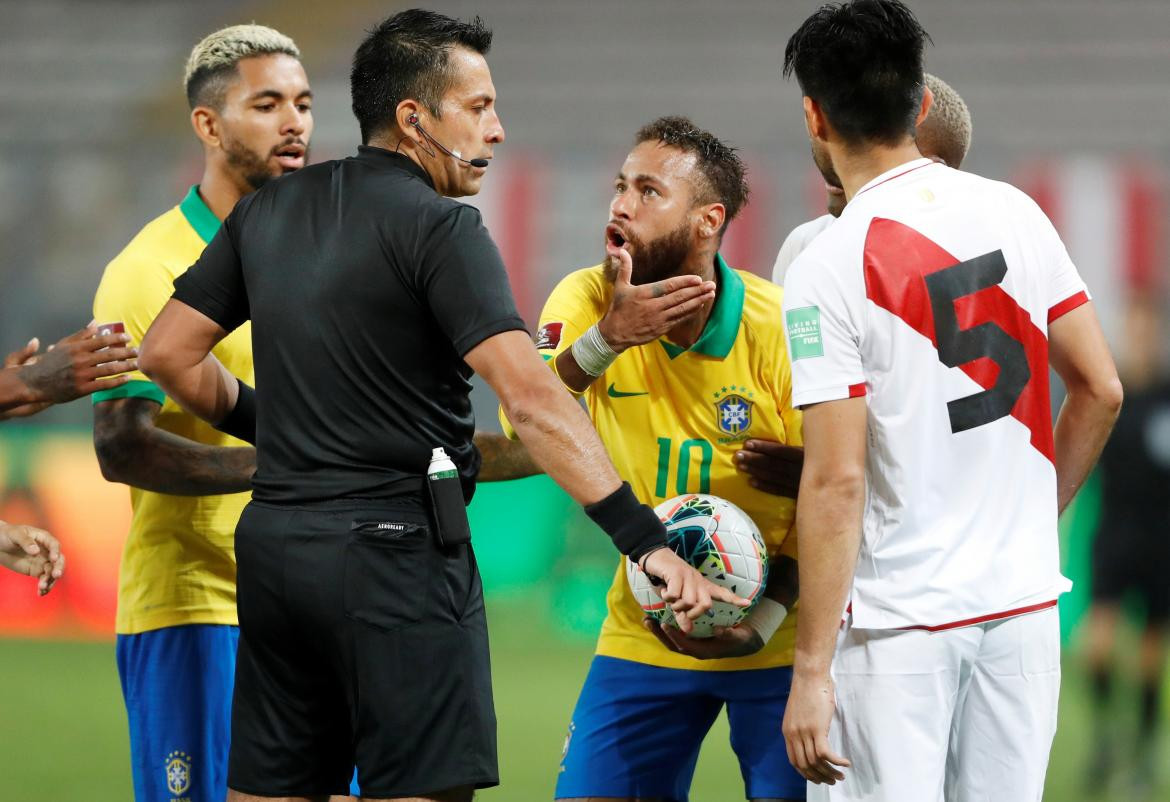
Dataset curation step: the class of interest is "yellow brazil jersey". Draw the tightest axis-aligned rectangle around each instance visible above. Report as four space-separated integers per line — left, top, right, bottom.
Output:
503 255 802 671
92 185 253 635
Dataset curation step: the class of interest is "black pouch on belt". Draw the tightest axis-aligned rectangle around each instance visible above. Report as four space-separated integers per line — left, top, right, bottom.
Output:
426 469 472 548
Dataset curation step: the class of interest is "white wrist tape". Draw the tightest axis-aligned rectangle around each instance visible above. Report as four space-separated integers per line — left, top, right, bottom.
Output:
571 323 619 377
745 597 787 643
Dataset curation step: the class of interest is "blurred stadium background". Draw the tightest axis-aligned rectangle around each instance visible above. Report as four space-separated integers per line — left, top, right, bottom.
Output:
0 0 1167 799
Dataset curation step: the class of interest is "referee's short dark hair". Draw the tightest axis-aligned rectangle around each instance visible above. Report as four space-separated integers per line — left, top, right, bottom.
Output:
635 116 749 237
350 8 493 143
783 0 931 147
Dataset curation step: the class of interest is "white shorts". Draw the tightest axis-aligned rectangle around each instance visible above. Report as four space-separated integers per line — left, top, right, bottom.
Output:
809 606 1060 802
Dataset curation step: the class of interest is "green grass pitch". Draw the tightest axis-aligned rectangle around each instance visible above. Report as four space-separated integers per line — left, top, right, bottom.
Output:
0 599 1164 801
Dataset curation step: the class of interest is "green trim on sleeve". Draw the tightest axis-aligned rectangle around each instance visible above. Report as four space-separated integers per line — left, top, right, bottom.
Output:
178 185 222 245
91 379 166 406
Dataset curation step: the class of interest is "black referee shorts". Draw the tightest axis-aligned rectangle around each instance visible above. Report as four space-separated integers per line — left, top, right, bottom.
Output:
227 499 498 798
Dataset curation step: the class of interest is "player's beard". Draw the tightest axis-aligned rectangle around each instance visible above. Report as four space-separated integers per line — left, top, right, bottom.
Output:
811 141 846 217
222 136 309 192
605 220 692 286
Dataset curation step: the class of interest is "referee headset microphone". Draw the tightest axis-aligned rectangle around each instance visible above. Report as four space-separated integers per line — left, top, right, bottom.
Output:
407 112 489 168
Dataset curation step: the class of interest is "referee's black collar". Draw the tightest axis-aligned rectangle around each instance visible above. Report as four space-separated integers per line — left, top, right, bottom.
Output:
355 145 434 189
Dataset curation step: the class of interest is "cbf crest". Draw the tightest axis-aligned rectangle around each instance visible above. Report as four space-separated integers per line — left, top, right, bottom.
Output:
166 750 192 798
713 385 754 443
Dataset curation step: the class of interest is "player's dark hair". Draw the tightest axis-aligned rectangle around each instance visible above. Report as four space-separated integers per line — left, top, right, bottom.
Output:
783 0 931 146
350 8 493 143
635 116 749 237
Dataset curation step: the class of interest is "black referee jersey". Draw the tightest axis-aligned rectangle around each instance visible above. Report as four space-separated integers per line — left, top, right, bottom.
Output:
173 146 527 504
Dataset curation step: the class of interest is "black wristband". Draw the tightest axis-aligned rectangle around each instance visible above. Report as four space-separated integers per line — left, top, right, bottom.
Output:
584 482 666 562
215 378 257 445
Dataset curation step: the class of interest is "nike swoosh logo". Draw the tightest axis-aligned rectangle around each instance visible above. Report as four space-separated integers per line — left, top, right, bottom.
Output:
608 383 648 398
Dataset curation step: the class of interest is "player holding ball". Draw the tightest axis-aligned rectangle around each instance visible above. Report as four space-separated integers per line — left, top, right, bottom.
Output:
500 116 806 802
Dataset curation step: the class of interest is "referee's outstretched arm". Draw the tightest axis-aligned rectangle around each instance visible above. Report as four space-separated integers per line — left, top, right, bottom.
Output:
467 328 750 632
140 303 748 631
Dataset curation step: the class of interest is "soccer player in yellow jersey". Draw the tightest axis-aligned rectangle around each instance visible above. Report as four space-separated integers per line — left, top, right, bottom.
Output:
501 117 805 802
91 25 313 802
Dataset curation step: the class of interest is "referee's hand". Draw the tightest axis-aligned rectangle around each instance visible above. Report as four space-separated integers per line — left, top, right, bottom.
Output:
641 547 750 634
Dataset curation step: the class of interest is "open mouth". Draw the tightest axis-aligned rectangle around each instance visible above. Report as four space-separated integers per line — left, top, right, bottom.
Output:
605 223 629 251
274 143 305 170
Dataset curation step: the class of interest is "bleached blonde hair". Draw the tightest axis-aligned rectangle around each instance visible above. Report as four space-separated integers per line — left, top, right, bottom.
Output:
921 73 973 168
184 24 300 109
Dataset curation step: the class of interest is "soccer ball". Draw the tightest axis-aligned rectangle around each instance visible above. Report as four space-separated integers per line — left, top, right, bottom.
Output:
626 493 768 638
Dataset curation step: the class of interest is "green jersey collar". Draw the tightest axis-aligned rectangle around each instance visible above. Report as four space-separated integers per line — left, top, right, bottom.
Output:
659 253 744 360
179 185 221 245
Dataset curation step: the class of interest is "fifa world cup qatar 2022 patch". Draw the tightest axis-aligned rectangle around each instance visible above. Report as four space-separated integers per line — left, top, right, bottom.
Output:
786 306 823 359
535 321 563 350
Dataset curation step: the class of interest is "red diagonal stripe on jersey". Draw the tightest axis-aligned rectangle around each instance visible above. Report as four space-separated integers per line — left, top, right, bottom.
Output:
863 218 1055 462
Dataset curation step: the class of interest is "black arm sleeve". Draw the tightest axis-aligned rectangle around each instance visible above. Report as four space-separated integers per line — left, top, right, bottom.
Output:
172 201 251 332
417 205 527 356
214 379 256 445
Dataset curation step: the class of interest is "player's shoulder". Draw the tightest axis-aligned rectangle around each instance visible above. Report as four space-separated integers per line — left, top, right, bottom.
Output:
548 264 610 305
932 167 1046 219
556 263 608 290
733 269 788 358
737 267 784 310
785 214 836 249
102 205 202 283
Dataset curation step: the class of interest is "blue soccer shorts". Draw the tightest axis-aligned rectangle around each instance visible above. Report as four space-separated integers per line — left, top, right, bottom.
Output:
116 624 240 802
555 655 805 801
116 625 362 801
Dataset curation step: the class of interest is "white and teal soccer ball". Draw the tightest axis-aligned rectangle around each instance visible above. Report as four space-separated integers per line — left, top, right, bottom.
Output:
626 493 768 639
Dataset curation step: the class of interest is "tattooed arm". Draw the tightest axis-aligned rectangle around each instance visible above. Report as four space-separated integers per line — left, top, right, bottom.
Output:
93 397 255 496
473 430 543 482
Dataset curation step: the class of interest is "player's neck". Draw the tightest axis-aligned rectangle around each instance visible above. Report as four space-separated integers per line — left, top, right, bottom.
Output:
198 165 251 222
665 251 718 348
834 140 925 204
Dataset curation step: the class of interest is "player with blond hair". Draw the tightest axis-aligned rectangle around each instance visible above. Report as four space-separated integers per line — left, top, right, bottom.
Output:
91 24 313 802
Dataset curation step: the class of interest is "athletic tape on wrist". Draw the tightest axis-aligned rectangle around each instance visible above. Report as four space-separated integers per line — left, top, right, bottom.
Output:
745 597 787 643
584 482 666 561
571 324 618 377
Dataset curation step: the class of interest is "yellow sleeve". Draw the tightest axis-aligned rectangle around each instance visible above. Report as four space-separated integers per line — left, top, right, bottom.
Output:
91 251 176 405
499 267 608 439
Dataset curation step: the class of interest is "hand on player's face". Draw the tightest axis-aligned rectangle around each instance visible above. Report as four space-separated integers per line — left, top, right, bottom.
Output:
642 617 764 660
640 547 749 635
782 670 851 785
735 439 805 498
0 522 66 596
606 142 700 281
596 248 715 353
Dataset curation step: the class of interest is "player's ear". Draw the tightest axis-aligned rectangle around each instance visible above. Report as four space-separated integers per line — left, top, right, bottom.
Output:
803 96 828 142
190 106 221 149
697 203 725 242
916 84 934 128
395 100 423 144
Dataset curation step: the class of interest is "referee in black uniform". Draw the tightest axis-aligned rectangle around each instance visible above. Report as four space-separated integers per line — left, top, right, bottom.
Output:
140 10 741 802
